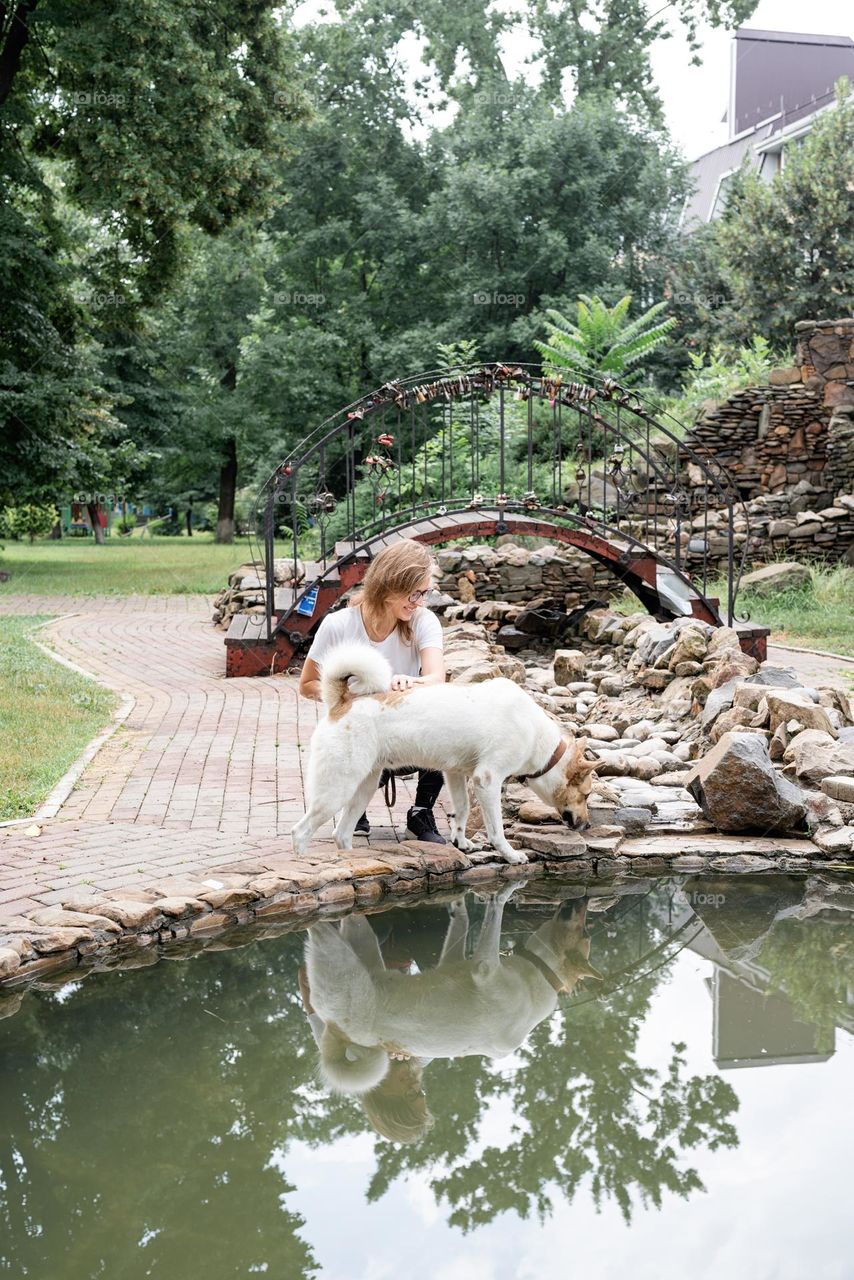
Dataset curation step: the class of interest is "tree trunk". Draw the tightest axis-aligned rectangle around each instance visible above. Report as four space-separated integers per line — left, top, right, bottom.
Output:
216 437 238 543
0 0 38 107
86 502 106 546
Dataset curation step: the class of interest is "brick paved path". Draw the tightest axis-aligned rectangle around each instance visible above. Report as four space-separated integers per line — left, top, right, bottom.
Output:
0 597 426 922
5 598 849 929
0 593 212 616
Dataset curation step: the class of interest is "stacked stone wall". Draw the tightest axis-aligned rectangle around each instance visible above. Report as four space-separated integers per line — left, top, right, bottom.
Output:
684 317 854 499
681 489 854 575
434 542 620 611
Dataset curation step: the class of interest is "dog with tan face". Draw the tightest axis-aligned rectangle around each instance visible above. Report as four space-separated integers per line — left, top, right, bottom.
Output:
292 644 600 863
304 887 603 1102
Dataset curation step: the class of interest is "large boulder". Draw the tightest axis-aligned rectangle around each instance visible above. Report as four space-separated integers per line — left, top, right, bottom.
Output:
708 650 760 688
709 706 762 743
741 562 811 596
746 664 802 690
706 626 743 658
701 677 742 729
685 731 808 835
783 729 854 784
666 625 710 670
822 776 854 803
765 690 837 737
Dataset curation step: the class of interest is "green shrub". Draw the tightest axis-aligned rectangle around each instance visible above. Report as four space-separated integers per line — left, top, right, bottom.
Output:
151 513 183 536
535 294 676 385
662 336 782 430
1 504 60 542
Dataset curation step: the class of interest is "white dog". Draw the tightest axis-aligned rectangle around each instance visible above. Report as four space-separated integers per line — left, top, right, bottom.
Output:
292 643 599 863
304 887 603 1092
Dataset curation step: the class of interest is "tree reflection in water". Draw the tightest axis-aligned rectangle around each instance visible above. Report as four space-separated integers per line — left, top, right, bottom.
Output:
1 873 849 1275
348 890 738 1228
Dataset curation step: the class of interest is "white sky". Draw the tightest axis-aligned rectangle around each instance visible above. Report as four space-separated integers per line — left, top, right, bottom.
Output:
292 0 854 161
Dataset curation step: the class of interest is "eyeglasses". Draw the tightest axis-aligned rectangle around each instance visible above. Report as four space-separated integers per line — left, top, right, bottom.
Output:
407 589 428 604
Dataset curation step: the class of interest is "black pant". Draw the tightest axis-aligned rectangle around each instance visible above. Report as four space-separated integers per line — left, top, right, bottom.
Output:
378 766 443 809
414 768 443 809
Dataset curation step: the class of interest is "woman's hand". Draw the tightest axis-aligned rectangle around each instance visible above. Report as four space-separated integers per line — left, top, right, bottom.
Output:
390 673 415 691
298 656 323 701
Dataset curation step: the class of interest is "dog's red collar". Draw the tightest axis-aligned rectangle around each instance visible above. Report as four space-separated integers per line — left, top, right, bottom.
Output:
516 738 567 781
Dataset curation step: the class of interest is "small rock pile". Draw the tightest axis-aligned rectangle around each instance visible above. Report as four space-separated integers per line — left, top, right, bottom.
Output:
461 604 854 860
212 559 305 629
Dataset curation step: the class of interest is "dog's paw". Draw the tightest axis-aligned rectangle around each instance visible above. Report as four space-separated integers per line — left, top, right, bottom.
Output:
502 847 529 866
452 835 475 852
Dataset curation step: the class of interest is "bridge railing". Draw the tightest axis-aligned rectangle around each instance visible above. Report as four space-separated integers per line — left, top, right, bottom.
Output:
251 364 748 640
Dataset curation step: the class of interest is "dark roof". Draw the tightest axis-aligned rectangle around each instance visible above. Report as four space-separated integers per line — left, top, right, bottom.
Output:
736 28 853 47
732 27 854 136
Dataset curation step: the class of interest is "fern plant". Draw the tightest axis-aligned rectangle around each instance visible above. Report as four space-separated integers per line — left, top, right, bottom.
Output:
534 294 676 385
435 339 480 376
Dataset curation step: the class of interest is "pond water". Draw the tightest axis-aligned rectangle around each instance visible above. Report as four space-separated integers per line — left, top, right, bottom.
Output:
2 872 853 1280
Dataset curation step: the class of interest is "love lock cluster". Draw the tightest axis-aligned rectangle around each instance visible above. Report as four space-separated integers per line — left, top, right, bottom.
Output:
306 490 336 516
370 364 527 412
363 454 396 474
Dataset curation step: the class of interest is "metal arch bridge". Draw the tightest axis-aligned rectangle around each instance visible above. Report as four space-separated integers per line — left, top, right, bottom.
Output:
226 363 766 677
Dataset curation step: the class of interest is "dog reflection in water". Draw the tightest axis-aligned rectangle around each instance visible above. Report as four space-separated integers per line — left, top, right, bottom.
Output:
299 886 602 1143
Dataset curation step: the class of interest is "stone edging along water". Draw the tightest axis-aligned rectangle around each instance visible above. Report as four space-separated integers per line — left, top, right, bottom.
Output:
0 832 847 995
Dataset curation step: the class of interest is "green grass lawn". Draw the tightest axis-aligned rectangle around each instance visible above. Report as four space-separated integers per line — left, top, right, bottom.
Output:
729 563 854 658
0 535 260 596
611 562 854 658
0 618 117 821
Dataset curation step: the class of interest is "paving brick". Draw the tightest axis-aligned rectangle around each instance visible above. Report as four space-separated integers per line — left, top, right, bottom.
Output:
0 595 454 909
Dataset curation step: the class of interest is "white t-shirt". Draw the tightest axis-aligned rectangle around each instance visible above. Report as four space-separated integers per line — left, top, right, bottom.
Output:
307 603 443 677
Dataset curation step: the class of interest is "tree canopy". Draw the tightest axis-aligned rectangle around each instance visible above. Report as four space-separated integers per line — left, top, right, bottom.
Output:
1 0 764 530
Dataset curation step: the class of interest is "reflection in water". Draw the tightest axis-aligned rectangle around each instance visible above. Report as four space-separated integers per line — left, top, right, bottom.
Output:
1 873 853 1276
302 885 603 1143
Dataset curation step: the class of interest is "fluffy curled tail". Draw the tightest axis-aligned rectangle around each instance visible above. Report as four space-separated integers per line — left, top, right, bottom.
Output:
320 643 392 711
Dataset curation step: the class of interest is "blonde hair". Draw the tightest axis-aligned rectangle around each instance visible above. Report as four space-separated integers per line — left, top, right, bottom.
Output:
350 539 434 645
360 1060 435 1144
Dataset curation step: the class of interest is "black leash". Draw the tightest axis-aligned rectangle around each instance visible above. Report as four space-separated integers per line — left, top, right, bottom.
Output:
379 766 417 808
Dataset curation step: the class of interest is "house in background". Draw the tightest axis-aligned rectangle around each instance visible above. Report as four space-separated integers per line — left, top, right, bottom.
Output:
684 27 854 226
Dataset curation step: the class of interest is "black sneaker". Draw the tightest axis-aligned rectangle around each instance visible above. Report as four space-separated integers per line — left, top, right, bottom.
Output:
405 806 447 845
354 812 370 836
